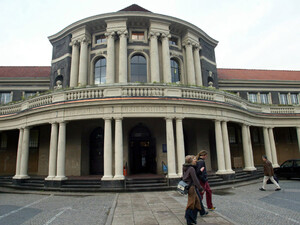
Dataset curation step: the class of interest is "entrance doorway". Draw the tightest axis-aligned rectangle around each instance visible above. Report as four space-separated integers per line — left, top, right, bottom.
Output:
129 124 156 174
89 127 104 175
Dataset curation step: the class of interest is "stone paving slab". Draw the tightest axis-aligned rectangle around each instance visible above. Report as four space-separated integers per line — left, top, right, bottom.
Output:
110 191 234 225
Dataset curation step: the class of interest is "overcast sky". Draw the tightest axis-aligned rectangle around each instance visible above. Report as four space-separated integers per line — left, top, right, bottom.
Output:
0 0 299 70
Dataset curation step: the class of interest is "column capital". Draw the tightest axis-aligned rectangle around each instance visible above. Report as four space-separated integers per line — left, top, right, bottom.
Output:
80 36 91 45
161 32 171 39
117 30 128 37
148 31 160 39
103 116 112 121
69 39 80 47
165 116 174 121
114 116 123 121
175 116 185 121
193 43 202 50
105 31 116 38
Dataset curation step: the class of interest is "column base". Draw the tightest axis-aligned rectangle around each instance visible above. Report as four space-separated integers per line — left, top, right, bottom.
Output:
14 175 30 179
45 176 55 181
101 175 114 181
215 170 228 175
167 173 180 178
53 176 68 181
113 175 125 180
273 164 280 168
243 167 257 171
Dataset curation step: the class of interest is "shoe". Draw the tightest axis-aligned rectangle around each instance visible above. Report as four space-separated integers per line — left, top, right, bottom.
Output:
200 211 209 217
259 188 266 191
275 188 281 191
208 207 216 211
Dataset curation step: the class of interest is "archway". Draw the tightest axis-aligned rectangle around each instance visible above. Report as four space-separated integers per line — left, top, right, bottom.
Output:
129 124 156 174
89 127 104 175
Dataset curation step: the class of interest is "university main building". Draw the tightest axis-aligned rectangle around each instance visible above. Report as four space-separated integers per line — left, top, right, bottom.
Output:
0 5 299 190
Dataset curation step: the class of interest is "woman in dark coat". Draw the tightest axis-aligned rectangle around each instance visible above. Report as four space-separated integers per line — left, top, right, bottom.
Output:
182 155 206 225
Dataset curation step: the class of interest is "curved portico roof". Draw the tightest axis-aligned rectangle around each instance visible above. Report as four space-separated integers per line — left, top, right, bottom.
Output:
48 4 218 46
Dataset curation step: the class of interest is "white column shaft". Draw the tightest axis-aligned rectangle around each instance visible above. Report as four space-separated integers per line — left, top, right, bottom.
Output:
102 118 113 180
70 43 80 87
114 118 124 179
19 127 30 178
166 118 177 177
161 35 171 83
185 44 196 85
269 128 279 167
106 34 115 84
14 128 24 178
78 40 89 86
55 122 67 180
221 121 234 173
46 123 58 180
242 124 252 170
150 34 160 82
263 127 272 162
193 47 203 86
215 120 226 174
176 118 185 177
119 33 127 83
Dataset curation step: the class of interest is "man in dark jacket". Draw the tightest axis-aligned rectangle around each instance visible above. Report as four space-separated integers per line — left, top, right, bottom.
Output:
196 150 216 211
259 155 281 191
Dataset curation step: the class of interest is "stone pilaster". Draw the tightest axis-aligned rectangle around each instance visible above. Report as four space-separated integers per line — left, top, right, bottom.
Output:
19 127 30 179
161 33 172 83
247 125 256 170
69 40 80 87
221 121 234 173
78 37 90 86
193 45 203 86
102 117 113 180
46 122 58 180
118 30 128 83
114 117 124 180
149 32 160 83
105 32 115 84
242 124 253 171
165 117 178 178
54 121 67 181
13 128 24 179
215 120 226 174
184 41 196 85
268 128 279 168
263 127 272 163
176 117 185 177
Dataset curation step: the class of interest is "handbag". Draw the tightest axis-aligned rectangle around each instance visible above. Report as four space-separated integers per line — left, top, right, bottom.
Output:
267 175 279 184
177 180 190 195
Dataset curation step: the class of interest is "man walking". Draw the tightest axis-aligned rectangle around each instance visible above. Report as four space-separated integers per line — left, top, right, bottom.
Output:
196 150 216 211
259 155 281 191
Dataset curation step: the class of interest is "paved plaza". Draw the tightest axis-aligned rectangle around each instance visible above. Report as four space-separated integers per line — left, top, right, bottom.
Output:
0 179 299 225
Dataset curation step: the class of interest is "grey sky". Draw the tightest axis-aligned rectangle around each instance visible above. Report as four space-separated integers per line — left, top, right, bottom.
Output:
0 0 299 70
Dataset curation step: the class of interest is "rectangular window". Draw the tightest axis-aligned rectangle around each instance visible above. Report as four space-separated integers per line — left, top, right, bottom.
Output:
290 93 299 105
25 92 36 99
0 93 11 104
279 93 288 105
228 127 237 144
248 93 258 103
260 93 269 104
95 34 106 44
0 133 8 149
131 31 145 40
169 37 178 46
29 130 39 148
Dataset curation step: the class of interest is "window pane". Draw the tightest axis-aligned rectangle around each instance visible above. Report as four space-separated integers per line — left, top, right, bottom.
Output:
280 93 288 104
95 34 106 44
94 58 106 85
290 94 299 104
169 37 178 45
170 59 180 83
131 55 147 82
0 93 11 104
132 31 144 40
0 133 8 149
260 93 269 104
249 93 258 103
29 130 39 148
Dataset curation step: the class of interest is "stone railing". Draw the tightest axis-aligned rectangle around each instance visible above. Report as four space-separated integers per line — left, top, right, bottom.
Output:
0 84 299 116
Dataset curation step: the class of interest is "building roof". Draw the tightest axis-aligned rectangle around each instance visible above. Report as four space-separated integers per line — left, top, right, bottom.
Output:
0 66 51 78
119 4 151 12
218 68 300 81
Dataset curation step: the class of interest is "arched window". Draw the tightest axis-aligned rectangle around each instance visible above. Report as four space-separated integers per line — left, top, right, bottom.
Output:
130 55 147 83
170 59 180 83
94 57 106 84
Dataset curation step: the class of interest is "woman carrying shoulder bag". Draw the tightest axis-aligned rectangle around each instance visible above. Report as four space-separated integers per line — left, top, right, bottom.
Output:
182 155 207 225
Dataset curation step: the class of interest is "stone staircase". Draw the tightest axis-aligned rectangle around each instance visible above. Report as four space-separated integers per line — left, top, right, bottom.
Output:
125 177 169 191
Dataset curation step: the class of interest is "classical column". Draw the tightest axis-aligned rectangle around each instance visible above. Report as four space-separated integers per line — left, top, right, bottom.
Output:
268 128 279 168
102 118 113 180
297 127 300 153
247 126 256 170
69 40 80 87
193 45 203 86
114 117 124 180
149 32 160 83
106 32 115 84
118 30 128 83
55 121 67 180
19 127 30 179
215 120 226 174
78 37 90 86
176 117 185 177
161 33 172 83
165 117 177 178
242 124 252 171
13 128 24 179
46 122 58 180
221 121 234 173
184 42 196 85
263 127 272 162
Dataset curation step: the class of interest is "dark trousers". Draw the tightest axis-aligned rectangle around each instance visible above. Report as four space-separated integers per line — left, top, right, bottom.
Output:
195 188 206 215
185 208 198 225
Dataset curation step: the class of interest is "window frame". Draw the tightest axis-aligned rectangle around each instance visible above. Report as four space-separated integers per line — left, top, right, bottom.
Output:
170 58 181 83
129 29 148 44
248 92 258 103
0 92 12 105
94 57 107 85
130 54 148 83
93 32 107 47
279 93 289 105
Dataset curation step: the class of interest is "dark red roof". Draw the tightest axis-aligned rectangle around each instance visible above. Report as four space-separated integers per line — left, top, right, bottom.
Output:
0 66 51 78
218 68 300 81
119 4 151 12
